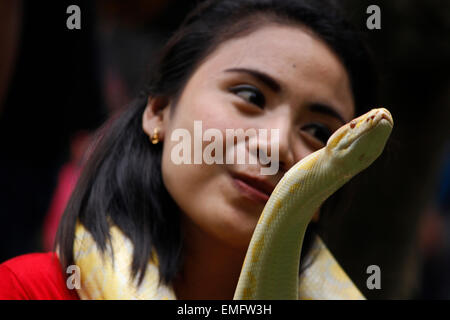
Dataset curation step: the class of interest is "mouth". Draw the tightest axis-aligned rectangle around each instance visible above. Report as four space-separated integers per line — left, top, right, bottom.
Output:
230 172 275 204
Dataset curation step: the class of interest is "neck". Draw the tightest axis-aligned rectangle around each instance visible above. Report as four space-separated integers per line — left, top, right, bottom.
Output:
173 215 247 300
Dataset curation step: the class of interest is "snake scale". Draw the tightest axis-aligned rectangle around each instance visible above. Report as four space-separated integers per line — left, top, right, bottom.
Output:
71 108 393 300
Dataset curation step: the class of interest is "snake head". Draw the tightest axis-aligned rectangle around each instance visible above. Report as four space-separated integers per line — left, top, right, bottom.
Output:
325 108 393 172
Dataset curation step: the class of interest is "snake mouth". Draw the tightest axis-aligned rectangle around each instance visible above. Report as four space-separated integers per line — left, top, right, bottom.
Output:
380 114 393 127
329 108 393 151
378 108 394 127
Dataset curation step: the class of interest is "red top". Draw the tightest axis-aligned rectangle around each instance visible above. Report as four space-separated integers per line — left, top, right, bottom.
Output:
0 253 79 300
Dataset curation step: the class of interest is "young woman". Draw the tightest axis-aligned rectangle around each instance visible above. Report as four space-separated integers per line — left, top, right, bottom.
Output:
0 0 376 300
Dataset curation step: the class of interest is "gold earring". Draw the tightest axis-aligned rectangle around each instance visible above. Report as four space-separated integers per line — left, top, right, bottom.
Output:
151 127 160 144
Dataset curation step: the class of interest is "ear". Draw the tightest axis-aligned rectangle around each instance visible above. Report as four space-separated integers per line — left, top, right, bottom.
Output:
142 96 171 142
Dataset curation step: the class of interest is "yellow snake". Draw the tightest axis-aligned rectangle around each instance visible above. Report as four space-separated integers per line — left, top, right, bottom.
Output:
71 108 393 300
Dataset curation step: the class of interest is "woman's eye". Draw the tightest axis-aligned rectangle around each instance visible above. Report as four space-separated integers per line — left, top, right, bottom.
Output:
229 85 266 109
301 123 332 145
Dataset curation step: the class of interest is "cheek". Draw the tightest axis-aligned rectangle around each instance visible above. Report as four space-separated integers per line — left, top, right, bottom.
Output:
159 108 229 216
160 130 203 208
159 93 260 245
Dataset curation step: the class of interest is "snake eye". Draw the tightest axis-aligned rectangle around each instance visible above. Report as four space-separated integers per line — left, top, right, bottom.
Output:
229 85 266 109
301 123 332 146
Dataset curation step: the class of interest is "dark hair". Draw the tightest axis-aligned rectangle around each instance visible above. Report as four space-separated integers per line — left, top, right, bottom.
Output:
56 0 377 286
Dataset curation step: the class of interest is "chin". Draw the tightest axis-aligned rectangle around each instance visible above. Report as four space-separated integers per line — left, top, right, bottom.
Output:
215 206 258 248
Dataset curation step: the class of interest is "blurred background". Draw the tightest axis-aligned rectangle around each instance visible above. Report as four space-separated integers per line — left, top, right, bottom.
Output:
0 0 448 299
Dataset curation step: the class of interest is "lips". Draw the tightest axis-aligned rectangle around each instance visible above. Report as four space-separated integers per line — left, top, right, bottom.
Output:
231 172 276 204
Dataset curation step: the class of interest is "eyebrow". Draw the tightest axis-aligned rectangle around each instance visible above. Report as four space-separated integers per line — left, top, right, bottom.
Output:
309 103 347 125
224 68 282 93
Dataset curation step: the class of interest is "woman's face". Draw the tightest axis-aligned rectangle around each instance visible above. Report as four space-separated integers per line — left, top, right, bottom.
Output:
145 24 355 249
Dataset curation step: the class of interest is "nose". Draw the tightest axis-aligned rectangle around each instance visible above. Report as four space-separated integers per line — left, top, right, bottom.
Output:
277 127 296 172
262 116 295 173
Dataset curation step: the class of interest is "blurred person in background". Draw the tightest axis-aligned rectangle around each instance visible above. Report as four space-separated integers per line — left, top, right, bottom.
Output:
418 143 450 299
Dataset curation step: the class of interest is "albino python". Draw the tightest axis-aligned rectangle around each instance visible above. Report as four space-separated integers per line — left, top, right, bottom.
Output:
71 108 393 300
